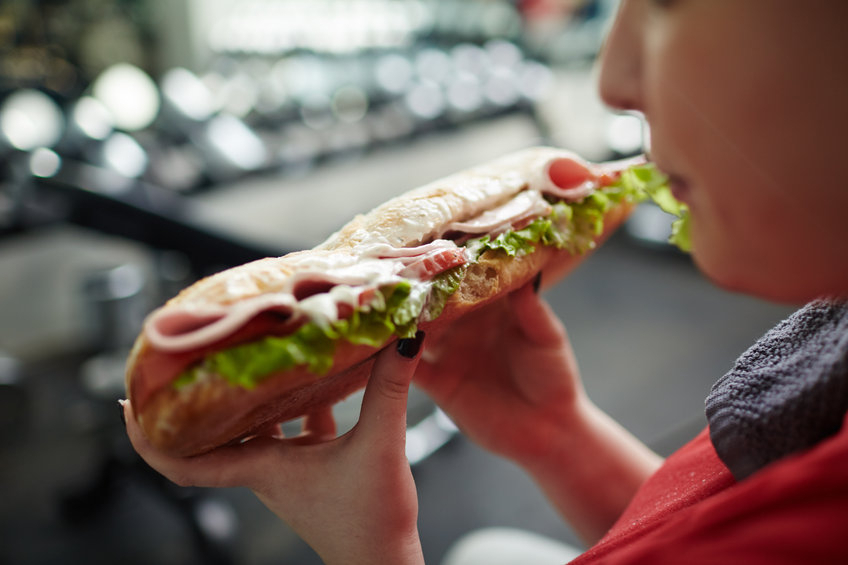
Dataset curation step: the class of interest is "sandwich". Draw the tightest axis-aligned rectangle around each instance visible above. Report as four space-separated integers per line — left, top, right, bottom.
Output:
124 146 684 456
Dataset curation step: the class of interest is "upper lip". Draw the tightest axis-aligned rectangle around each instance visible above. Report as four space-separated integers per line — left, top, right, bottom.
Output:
647 156 682 185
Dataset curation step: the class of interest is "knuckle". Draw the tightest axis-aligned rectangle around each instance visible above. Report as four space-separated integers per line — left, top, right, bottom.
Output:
377 376 410 401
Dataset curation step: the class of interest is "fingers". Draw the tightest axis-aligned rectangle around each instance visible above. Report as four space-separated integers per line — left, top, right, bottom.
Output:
356 331 424 443
255 420 285 439
508 278 567 347
122 399 281 489
292 405 337 445
122 330 423 493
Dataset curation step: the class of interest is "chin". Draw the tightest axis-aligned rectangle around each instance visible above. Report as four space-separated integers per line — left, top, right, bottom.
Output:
691 247 804 305
697 258 840 305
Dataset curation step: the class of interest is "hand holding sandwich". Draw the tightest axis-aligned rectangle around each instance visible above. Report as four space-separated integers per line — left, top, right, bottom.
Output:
415 277 584 463
416 281 663 544
123 333 427 565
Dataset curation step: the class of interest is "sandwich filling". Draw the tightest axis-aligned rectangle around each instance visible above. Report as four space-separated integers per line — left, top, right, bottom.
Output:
148 159 685 391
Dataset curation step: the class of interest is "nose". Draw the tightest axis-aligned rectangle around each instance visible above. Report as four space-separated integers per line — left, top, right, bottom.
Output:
597 0 644 112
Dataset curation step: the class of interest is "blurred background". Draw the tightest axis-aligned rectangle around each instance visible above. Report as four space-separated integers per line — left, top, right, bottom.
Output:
0 1 794 564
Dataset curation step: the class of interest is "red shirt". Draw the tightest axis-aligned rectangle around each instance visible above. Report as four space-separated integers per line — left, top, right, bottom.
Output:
573 413 848 564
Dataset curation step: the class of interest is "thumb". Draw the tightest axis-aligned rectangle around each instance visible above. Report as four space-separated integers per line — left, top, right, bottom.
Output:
509 280 567 347
356 331 425 442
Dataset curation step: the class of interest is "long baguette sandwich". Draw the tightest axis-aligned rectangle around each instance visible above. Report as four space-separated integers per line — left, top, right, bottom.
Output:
125 147 682 456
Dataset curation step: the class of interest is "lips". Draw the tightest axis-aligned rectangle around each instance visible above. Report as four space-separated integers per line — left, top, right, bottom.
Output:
650 151 690 205
667 173 691 204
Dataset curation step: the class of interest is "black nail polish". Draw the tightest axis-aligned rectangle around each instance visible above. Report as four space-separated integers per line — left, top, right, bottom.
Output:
532 272 542 294
118 400 126 425
397 331 425 358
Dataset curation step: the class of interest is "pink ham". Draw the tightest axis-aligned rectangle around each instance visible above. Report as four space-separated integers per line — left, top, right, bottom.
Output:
533 156 598 202
445 190 552 237
399 246 469 279
146 294 297 352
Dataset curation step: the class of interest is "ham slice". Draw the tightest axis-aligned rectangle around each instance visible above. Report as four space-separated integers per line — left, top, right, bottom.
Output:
144 241 468 353
445 190 552 237
530 156 598 202
146 294 298 352
399 246 469 279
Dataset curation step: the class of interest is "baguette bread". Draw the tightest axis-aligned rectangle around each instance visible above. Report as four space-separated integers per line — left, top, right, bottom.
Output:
125 147 640 456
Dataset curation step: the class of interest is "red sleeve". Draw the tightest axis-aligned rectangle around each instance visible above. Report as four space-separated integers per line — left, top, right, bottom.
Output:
574 415 848 564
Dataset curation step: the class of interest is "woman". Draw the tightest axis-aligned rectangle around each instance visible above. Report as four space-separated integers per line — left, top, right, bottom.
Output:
123 1 848 563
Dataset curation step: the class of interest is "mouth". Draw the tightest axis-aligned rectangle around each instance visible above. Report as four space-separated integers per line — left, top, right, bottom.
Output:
666 173 691 204
648 151 690 205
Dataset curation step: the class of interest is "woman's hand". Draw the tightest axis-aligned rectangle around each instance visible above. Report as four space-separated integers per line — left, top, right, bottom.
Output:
123 333 427 565
416 279 663 543
415 278 585 463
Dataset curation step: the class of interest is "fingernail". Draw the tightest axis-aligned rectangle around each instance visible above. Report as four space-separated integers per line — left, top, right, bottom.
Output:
118 399 126 425
532 272 542 294
397 330 425 359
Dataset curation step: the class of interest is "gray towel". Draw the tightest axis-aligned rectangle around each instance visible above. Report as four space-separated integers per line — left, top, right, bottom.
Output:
705 299 848 480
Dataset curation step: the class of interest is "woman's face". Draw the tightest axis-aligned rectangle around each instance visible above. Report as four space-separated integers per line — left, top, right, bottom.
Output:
598 0 848 303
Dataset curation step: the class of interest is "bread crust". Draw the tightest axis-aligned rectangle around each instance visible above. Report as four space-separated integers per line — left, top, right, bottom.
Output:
126 147 633 456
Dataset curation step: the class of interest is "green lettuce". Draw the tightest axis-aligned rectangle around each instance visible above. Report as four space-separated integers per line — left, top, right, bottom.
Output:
423 265 466 321
618 163 692 252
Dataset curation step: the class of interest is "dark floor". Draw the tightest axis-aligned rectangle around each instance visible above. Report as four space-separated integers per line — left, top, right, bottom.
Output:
0 228 795 565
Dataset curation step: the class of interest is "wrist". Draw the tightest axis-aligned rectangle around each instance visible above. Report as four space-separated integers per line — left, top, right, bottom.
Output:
513 392 598 471
515 396 663 544
319 530 424 565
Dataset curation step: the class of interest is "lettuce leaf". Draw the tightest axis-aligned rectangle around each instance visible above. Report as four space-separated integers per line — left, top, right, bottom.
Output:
617 163 692 252
423 265 466 321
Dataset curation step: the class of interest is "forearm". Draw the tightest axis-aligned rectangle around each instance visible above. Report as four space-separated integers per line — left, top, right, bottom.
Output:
519 398 664 546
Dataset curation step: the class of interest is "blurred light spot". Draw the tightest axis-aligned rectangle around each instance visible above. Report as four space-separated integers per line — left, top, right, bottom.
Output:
92 64 160 131
606 113 644 155
518 61 553 101
415 48 451 84
299 94 334 130
72 97 113 141
0 90 64 150
405 82 445 120
447 73 482 113
206 114 266 171
193 499 237 541
218 72 258 119
102 132 148 178
375 53 414 95
485 39 523 69
29 147 62 178
484 69 519 107
331 85 369 123
161 67 216 121
451 43 489 75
